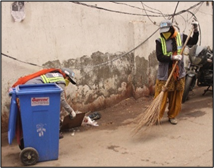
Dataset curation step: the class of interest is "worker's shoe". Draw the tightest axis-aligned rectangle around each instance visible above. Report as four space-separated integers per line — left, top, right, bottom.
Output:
168 118 177 125
59 132 64 139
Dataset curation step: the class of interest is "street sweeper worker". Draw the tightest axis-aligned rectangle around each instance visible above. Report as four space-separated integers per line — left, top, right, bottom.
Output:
12 68 77 119
154 19 199 125
11 68 77 139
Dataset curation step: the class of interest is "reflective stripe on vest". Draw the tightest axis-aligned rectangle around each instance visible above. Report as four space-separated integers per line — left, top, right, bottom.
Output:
41 75 65 83
160 32 182 56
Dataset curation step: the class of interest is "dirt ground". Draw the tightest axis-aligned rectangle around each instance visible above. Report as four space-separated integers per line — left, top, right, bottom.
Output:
1 86 213 167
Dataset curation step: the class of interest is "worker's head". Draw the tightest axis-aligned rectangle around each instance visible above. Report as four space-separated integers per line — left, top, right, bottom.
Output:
159 20 174 40
61 68 76 86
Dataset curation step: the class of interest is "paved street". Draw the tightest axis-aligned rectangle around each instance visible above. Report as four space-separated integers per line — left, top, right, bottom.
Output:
1 86 213 167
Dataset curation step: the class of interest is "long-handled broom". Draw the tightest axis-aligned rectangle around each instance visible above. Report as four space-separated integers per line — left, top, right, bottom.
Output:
132 27 194 135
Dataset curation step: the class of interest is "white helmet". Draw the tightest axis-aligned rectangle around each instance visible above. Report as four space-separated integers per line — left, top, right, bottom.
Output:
61 68 76 85
159 20 172 33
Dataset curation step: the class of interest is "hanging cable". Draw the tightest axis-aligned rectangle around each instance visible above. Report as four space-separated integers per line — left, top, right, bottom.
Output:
174 2 203 16
2 53 43 68
140 2 158 26
141 2 168 19
169 2 202 45
111 1 163 15
171 2 179 23
187 2 204 22
72 2 203 18
71 1 156 17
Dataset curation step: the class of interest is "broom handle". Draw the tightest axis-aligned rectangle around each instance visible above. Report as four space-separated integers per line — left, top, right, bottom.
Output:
164 27 194 87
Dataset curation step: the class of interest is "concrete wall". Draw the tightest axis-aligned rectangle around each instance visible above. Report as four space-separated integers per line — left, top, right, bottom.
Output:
2 2 213 132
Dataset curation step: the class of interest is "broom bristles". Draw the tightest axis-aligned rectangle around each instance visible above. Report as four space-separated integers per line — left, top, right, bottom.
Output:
132 91 164 135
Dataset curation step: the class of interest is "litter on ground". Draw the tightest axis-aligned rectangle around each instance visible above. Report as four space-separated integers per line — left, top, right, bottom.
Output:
82 116 99 126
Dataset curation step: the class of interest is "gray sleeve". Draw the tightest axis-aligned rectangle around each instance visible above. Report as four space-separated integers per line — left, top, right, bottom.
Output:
25 76 43 84
57 83 74 114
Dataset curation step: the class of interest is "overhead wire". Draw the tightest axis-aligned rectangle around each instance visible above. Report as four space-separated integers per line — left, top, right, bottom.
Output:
71 1 151 17
140 2 168 19
187 2 204 22
171 2 179 23
2 53 43 68
111 1 163 15
173 2 203 16
72 1 203 18
170 2 180 31
169 1 202 45
140 2 158 26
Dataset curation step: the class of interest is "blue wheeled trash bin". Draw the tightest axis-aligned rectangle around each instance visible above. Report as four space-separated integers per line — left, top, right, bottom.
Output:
8 83 63 166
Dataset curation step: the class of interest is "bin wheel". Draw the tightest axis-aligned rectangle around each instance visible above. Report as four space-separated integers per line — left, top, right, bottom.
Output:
19 138 24 150
20 147 39 166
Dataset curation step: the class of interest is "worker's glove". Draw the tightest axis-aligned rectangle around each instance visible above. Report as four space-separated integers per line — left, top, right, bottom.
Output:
191 21 199 32
69 110 76 119
8 88 13 96
162 86 168 92
171 54 182 61
8 87 13 96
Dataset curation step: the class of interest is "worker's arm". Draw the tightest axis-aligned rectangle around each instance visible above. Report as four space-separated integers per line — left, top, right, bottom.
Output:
184 31 199 46
57 83 76 119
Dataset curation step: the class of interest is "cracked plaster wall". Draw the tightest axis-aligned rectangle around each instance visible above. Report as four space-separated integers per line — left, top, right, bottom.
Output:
41 51 156 113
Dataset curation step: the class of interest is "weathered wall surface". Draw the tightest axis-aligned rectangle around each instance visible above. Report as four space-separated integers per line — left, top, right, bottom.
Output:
1 2 213 132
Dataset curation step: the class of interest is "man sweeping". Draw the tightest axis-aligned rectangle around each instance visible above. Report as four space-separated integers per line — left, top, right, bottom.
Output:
154 19 199 124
